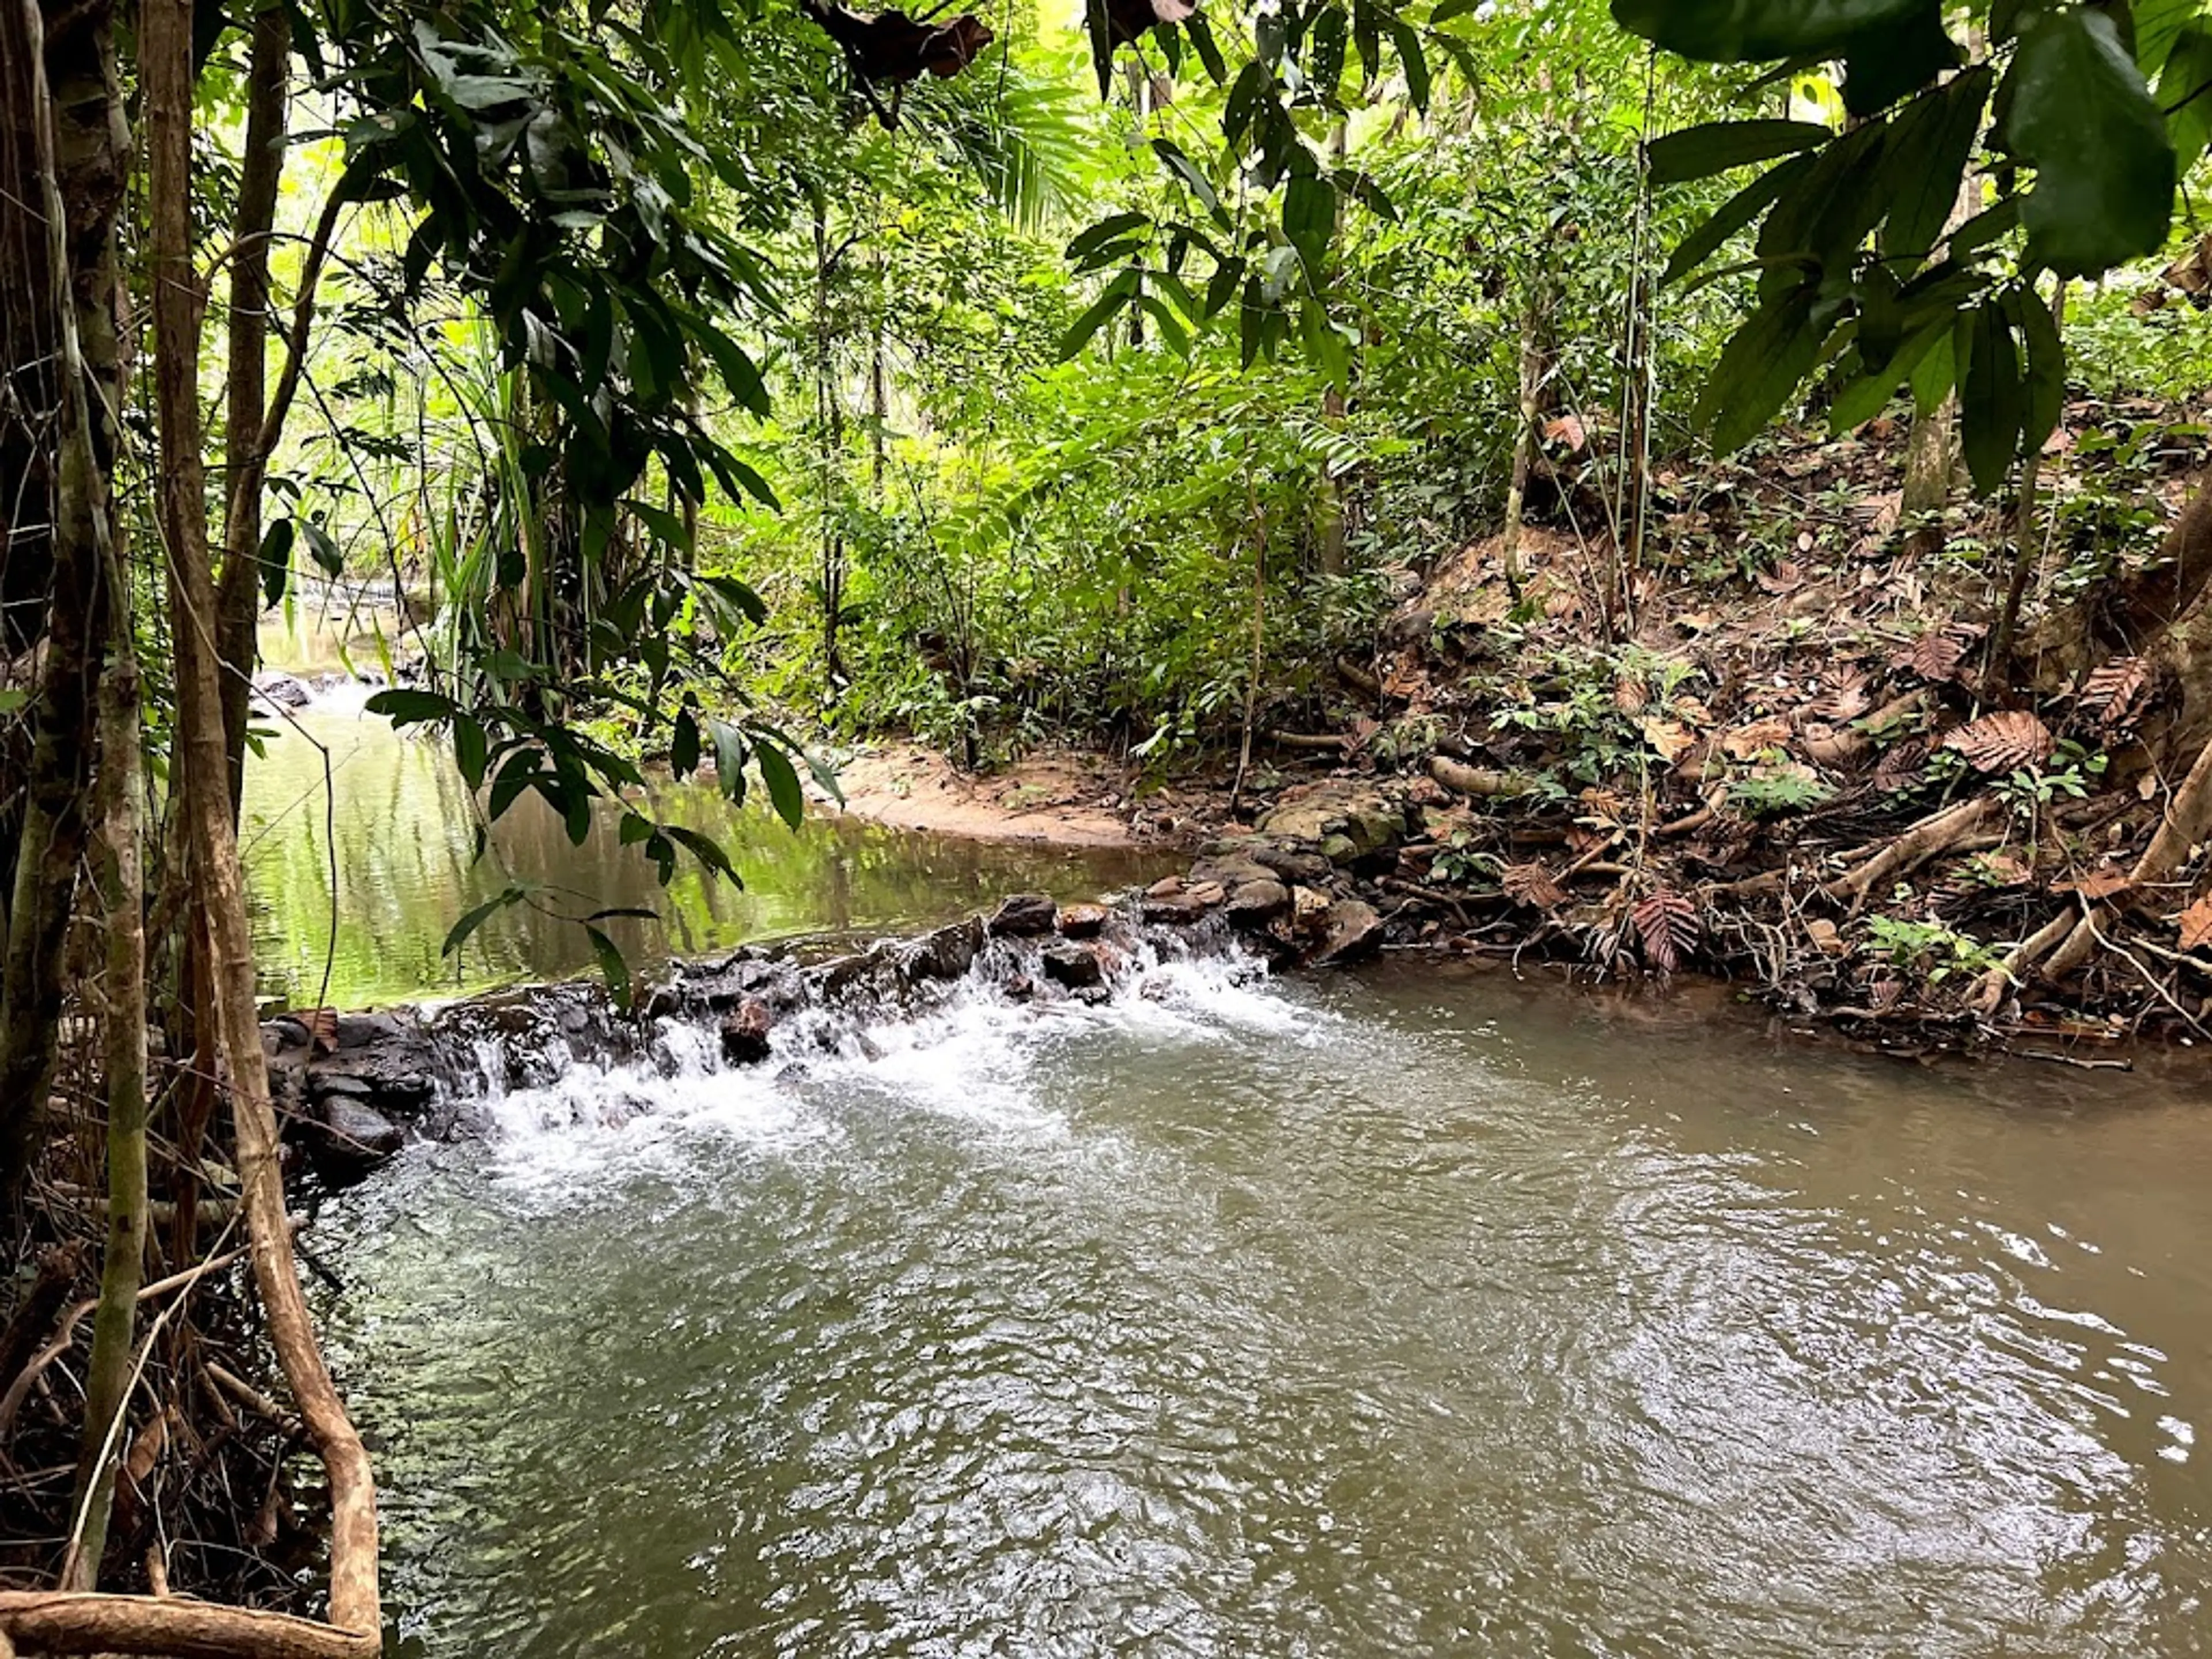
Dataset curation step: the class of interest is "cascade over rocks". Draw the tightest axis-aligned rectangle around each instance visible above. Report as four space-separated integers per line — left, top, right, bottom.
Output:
255 876 1409 1185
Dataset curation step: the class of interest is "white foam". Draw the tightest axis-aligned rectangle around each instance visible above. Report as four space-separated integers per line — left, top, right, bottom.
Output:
459 930 1304 1190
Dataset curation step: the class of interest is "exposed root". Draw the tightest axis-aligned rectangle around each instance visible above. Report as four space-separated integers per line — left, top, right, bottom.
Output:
1823 796 2001 908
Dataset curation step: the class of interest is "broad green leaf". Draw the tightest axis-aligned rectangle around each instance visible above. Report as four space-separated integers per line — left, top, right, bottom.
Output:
1839 3 1961 115
1646 119 1831 184
2161 22 2212 173
664 822 740 883
452 714 488 789
1663 153 1813 283
1059 270 1138 358
1828 315 1949 431
300 520 344 578
1385 16 1430 108
365 688 459 726
672 708 700 777
585 923 631 1010
1959 299 2023 493
1066 212 1150 260
2012 282 2066 457
259 519 295 608
2002 8 2176 276
756 741 805 830
2134 0 2200 74
1082 0 1115 97
1879 68 1994 267
1283 173 1336 272
442 885 523 957
1696 281 1821 452
1612 0 1932 62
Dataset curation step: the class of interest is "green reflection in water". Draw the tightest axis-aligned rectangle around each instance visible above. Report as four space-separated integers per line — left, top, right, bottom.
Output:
241 706 1168 1008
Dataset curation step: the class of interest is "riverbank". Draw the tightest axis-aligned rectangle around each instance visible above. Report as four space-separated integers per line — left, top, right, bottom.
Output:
810 403 2212 1065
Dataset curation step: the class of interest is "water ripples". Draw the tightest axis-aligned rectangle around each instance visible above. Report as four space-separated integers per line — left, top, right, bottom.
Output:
324 960 2212 1657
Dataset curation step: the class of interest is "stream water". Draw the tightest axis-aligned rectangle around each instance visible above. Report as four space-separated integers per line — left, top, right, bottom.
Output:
247 710 2212 1657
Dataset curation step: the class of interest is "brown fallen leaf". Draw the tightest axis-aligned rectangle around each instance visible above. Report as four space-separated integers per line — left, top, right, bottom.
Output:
1722 717 1793 762
1641 715 1696 764
1501 863 1568 911
2057 867 2132 902
2179 893 2212 952
1942 710 2056 774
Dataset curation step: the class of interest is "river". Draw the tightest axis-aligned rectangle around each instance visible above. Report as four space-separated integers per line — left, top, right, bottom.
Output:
245 710 2212 1657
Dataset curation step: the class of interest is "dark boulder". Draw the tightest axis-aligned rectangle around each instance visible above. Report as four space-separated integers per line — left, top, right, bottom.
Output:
1140 877 1219 924
988 892 1059 938
1249 843 1332 886
1055 902 1111 940
306 1098 406 1186
1041 942 1105 990
1224 877 1290 926
253 671 312 710
1309 898 1384 966
902 916 984 981
720 998 774 1065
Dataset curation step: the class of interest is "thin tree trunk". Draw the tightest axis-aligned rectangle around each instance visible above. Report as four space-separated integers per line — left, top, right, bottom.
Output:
1501 282 1549 586
62 582 143 1593
0 0 126 1200
213 5 291 820
142 0 382 1646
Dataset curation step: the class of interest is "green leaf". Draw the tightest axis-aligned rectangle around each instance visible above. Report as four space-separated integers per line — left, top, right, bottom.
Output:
1385 16 1430 108
1909 322 1955 417
1283 173 1336 273
1880 68 1994 268
1205 256 1246 317
259 519 295 608
1959 298 2023 494
442 885 523 957
1662 153 1813 283
1611 0 1932 62
2135 0 2200 74
2002 7 2176 276
672 709 700 778
1058 270 1139 358
1828 315 1950 432
2161 22 2212 173
663 822 740 883
1066 211 1150 260
300 519 344 578
1839 3 1961 116
2012 282 2066 459
365 688 459 726
1646 119 1831 184
1084 0 1116 97
1696 281 1821 452
585 924 632 1010
756 741 805 830
1185 13 1228 81
452 714 488 790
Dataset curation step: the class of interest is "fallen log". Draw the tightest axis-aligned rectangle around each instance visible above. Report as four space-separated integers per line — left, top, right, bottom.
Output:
2041 726 2212 980
1265 729 1348 752
1428 756 1542 798
1823 795 2001 907
0 1592 376 1659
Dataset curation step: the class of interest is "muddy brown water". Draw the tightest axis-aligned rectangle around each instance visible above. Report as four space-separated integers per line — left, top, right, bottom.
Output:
248 706 2212 1656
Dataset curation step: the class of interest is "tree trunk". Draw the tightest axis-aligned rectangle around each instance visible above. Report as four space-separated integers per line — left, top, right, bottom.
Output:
0 0 127 1200
63 580 143 1593
1500 289 1546 585
142 0 383 1645
213 5 292 820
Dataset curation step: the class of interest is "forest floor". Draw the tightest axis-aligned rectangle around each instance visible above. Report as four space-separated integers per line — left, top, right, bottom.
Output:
847 395 2212 1066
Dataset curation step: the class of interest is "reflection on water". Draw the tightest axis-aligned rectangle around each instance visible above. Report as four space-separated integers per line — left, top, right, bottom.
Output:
324 957 2212 1658
240 705 1165 1007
